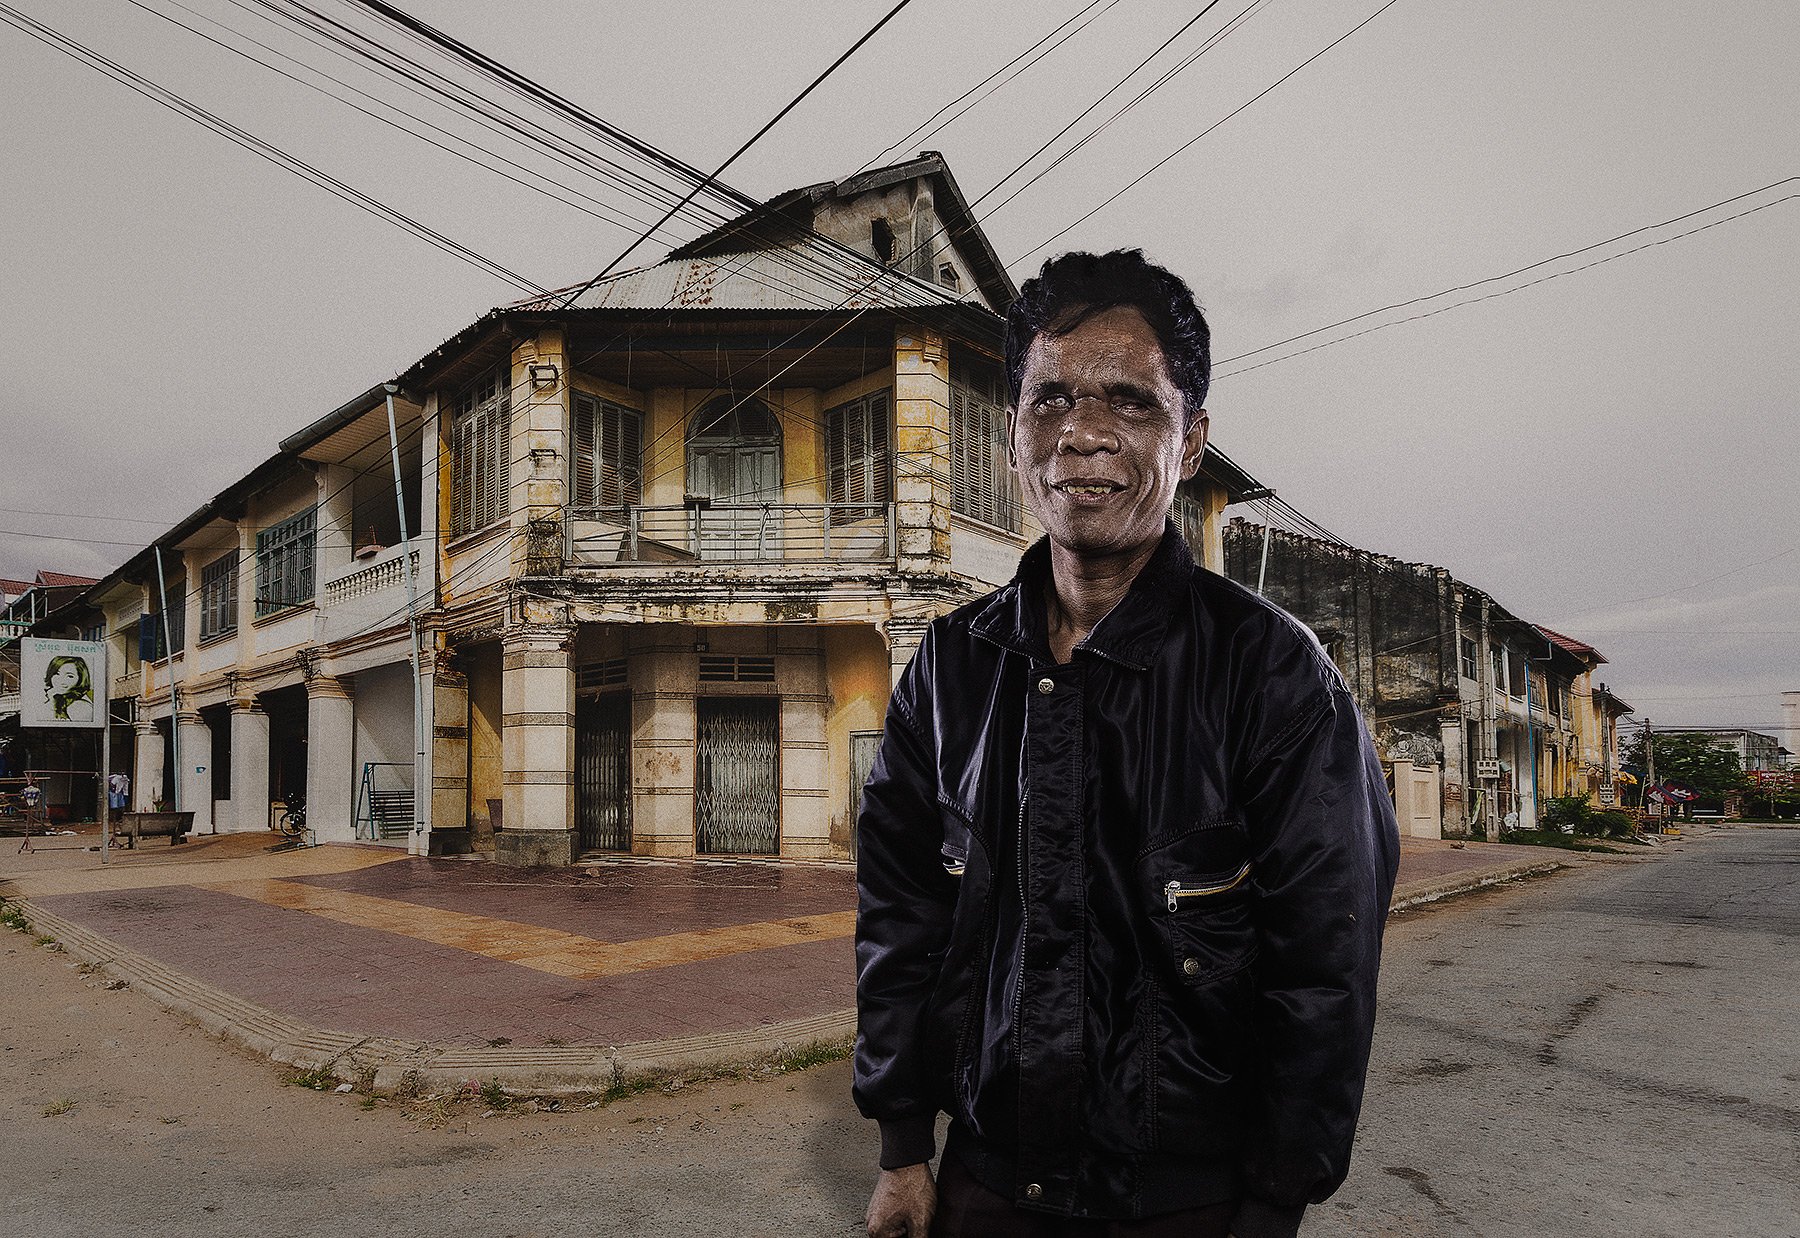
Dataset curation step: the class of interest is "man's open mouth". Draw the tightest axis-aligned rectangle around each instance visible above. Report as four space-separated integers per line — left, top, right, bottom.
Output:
1054 480 1125 496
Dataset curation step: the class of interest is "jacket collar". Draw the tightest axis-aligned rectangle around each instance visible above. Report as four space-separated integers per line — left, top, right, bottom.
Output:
968 523 1195 670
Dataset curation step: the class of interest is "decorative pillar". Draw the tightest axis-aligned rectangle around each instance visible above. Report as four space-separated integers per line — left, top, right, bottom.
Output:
499 622 575 866
305 673 357 843
776 638 830 860
229 697 271 833
426 646 469 853
892 326 952 577
133 719 164 811
176 710 213 833
1439 708 1469 839
884 614 933 689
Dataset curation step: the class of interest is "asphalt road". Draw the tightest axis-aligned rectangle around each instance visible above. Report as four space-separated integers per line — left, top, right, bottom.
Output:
4 828 1796 1237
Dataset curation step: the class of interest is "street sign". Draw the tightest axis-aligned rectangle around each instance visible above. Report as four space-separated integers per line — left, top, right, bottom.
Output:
1475 759 1501 779
1598 783 1617 806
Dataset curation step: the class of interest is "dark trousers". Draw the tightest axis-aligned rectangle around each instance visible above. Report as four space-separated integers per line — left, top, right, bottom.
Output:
931 1153 1237 1238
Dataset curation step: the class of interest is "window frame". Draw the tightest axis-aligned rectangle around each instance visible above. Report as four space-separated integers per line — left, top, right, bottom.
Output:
949 359 1020 533
256 508 316 618
199 549 240 641
572 389 644 509
824 388 892 518
450 366 512 536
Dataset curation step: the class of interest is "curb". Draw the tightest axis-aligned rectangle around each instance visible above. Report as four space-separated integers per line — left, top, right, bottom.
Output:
1389 857 1567 912
9 854 1579 1091
9 896 856 1096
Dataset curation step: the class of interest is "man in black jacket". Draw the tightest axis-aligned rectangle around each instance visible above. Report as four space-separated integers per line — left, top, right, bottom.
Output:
855 249 1401 1237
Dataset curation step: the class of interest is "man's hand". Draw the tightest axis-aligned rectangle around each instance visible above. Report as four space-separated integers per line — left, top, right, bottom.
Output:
865 1162 936 1237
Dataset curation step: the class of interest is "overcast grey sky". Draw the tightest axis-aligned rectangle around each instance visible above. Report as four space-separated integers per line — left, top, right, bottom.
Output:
2 0 1794 730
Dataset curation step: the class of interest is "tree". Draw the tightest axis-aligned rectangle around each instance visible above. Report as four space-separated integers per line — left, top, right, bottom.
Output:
1620 731 1749 800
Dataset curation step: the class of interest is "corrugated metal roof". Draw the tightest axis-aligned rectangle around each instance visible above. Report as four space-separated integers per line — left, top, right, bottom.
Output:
516 239 966 314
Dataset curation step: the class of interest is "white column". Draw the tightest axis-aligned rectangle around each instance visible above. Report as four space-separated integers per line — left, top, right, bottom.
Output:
884 615 932 689
498 622 575 866
176 710 213 832
306 673 357 842
230 698 270 833
424 647 468 855
133 719 164 811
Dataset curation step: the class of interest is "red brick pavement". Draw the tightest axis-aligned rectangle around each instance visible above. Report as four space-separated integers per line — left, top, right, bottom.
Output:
11 833 1553 1055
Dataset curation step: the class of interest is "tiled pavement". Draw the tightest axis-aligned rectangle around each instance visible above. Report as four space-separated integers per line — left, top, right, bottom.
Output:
0 827 1572 1088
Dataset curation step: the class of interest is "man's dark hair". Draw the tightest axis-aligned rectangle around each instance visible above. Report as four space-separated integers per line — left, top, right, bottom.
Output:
1003 248 1210 424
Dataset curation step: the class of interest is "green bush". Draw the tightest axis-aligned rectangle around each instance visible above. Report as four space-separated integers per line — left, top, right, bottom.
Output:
1593 809 1636 839
1541 795 1595 835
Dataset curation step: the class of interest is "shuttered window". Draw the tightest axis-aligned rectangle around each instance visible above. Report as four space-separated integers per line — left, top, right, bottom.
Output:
199 550 238 640
950 360 1019 532
451 366 511 535
825 389 891 516
256 508 316 616
572 391 643 507
149 577 186 659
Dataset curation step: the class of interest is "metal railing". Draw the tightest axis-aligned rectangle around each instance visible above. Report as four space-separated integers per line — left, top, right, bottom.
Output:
567 503 895 566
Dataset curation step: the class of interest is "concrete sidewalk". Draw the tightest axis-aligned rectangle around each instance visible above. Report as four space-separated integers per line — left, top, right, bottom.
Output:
1 827 1571 1093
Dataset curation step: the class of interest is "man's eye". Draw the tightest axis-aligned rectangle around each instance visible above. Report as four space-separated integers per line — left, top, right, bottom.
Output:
1035 393 1072 411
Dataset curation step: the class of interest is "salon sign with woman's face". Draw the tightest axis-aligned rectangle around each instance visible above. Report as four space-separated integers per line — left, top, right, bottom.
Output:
21 637 105 729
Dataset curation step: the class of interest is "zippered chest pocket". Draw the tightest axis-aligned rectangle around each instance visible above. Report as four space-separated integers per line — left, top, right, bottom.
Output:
1141 826 1257 986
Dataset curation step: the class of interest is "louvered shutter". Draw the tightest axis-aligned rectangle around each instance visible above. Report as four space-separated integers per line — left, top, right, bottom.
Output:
868 391 890 504
573 393 598 506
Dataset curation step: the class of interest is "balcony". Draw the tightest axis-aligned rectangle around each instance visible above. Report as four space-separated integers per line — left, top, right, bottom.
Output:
567 504 895 567
317 541 422 643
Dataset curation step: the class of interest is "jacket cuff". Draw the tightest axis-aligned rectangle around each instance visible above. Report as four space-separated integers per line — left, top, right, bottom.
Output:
1230 1197 1307 1238
877 1115 938 1170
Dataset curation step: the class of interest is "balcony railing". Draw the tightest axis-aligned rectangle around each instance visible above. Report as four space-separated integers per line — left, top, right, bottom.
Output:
567 503 894 566
322 542 421 606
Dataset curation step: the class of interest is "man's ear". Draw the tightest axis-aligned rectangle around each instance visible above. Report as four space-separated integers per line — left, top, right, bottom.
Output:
1179 410 1209 479
1006 406 1019 468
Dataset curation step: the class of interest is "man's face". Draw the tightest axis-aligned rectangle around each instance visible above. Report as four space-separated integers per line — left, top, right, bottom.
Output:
1008 305 1208 564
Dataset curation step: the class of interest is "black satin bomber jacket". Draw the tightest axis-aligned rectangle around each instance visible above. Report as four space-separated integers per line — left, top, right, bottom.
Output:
853 527 1401 1238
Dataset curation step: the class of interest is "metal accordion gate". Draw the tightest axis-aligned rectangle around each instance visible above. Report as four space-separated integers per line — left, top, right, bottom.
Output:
575 692 631 852
694 697 780 855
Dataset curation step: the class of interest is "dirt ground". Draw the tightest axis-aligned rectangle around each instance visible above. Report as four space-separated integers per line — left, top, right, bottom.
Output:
0 915 880 1238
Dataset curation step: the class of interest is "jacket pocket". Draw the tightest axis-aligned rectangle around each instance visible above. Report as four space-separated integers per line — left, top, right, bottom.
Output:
1141 825 1257 985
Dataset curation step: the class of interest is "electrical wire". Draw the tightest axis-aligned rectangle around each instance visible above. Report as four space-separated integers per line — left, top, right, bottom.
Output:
0 2 550 295
858 0 1126 173
1012 0 1402 265
552 0 917 308
1214 186 1800 382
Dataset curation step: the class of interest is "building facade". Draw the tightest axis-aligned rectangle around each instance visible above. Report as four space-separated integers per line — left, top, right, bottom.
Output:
1221 519 1631 838
10 155 1262 864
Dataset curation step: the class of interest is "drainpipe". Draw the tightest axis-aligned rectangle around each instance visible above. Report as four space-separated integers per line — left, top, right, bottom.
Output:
385 385 427 852
153 545 180 814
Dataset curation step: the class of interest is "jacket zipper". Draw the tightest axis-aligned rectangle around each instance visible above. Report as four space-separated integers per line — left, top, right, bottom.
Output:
1163 861 1252 912
1012 787 1029 1041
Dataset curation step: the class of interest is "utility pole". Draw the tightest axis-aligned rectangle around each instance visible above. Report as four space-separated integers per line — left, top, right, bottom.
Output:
1644 717 1657 829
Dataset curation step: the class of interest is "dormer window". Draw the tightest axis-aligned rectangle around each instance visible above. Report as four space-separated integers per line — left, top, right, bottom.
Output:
871 218 895 264
938 263 960 291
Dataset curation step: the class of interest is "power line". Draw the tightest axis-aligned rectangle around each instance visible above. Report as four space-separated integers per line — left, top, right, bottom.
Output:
858 0 1126 173
553 0 917 308
1012 0 1403 265
1214 184 1800 382
977 0 1268 218
0 2 549 295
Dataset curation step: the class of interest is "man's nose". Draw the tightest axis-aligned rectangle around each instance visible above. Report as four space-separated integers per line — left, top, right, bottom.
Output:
1057 397 1120 453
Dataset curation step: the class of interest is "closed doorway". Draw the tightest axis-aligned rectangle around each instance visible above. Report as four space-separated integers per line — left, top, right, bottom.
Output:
848 730 882 859
695 697 779 854
575 692 631 852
